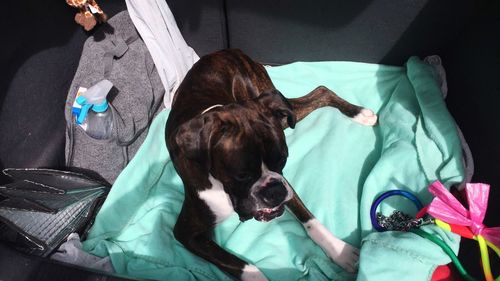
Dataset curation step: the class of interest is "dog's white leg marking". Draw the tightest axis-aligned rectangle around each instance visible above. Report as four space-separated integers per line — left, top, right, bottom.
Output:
241 264 268 281
352 108 378 126
198 174 235 223
304 218 359 273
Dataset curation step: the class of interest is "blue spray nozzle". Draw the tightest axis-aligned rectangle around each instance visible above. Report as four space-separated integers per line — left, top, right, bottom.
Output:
74 79 113 124
76 104 93 125
76 95 87 106
92 101 109 113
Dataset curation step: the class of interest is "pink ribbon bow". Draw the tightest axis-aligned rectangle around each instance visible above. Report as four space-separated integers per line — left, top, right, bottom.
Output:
427 181 500 248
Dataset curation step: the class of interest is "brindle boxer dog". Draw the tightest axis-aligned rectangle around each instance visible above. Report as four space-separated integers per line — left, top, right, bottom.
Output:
166 49 377 281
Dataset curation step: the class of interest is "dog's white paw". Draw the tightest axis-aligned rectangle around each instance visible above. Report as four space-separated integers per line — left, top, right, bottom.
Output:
328 241 360 273
318 232 359 273
304 218 360 273
241 264 268 281
352 108 378 126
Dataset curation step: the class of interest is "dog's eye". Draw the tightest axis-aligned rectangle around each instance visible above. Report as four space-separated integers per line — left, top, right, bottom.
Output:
235 173 253 182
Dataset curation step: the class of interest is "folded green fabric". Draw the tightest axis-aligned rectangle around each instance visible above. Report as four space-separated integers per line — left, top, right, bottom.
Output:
83 57 464 281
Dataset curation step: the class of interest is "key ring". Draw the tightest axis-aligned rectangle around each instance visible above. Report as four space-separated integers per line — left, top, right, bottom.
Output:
370 190 423 231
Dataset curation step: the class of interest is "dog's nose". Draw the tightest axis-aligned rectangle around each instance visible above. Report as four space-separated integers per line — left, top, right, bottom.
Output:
258 180 288 207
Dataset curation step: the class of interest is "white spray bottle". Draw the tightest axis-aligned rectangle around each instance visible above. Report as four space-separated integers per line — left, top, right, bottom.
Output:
75 79 114 140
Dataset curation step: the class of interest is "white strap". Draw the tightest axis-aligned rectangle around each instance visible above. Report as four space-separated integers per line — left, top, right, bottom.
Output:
201 104 223 115
125 0 200 109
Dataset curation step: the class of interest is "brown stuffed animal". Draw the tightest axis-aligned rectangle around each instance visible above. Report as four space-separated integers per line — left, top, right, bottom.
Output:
66 0 107 31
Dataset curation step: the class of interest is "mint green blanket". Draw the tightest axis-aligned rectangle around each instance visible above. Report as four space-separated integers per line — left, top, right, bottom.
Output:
83 57 464 281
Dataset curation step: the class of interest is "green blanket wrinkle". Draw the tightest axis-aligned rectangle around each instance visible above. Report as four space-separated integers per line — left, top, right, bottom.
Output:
83 57 464 281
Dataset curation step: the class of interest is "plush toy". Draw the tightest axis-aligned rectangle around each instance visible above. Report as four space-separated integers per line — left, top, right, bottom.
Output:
66 0 107 31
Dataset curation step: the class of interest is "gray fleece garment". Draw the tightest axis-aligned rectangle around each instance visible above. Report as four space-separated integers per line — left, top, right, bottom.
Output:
65 11 165 183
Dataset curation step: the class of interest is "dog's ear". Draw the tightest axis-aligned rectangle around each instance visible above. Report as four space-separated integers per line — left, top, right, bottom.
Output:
256 90 297 129
173 114 220 161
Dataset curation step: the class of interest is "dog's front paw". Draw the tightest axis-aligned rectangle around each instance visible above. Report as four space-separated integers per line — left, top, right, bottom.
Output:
304 219 360 273
328 241 360 273
241 264 268 281
352 108 378 126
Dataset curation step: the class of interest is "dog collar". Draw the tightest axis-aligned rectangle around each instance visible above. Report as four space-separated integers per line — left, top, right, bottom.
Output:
201 104 223 115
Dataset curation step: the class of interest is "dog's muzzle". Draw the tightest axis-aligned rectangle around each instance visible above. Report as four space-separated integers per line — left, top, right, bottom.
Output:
253 179 290 222
258 179 289 207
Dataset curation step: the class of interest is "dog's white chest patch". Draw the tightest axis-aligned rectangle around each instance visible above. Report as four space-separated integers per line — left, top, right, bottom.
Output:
198 174 235 223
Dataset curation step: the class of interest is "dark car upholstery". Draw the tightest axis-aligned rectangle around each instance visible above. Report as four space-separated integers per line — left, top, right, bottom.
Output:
1 0 498 279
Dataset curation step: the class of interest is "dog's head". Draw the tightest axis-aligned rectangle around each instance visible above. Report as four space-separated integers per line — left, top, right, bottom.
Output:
174 90 296 222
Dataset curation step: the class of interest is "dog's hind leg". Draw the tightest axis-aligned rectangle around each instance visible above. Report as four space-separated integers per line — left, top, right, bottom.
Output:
288 86 377 126
286 189 360 273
